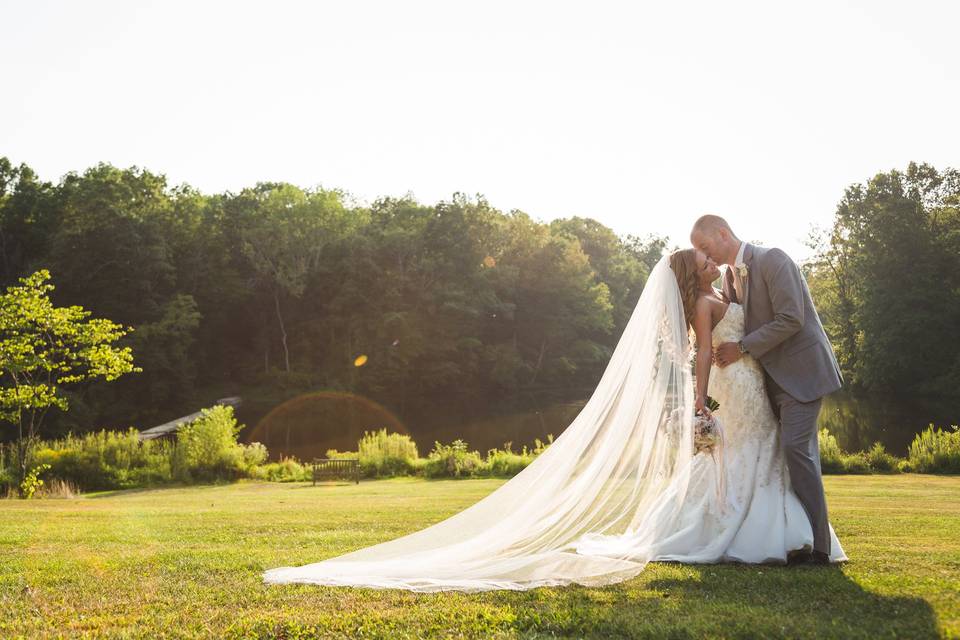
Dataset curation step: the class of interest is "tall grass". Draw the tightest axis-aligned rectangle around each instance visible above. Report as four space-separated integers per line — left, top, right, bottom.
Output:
907 424 960 473
357 428 419 477
2 405 268 495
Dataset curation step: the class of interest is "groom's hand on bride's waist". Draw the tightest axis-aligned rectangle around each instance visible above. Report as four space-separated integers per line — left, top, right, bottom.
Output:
714 342 743 368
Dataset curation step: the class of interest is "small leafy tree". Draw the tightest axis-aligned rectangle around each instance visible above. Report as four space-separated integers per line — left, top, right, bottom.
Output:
0 269 141 495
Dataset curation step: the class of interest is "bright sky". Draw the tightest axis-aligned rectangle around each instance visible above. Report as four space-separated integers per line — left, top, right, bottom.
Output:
3 0 957 260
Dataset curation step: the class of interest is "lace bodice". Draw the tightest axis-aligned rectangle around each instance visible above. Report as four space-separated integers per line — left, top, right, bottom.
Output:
712 301 746 347
706 302 778 445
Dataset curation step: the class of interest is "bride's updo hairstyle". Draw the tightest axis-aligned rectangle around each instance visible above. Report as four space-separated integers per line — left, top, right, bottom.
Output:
669 248 699 331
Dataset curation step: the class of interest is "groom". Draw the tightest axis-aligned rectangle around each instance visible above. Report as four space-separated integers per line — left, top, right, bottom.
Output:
690 214 843 566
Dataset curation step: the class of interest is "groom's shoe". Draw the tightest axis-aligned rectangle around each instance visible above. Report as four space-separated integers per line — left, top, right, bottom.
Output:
788 550 830 566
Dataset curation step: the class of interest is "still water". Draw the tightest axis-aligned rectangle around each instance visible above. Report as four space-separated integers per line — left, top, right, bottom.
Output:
245 388 956 462
819 389 956 456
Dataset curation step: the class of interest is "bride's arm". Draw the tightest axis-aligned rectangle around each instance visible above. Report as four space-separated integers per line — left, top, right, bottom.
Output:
692 298 713 415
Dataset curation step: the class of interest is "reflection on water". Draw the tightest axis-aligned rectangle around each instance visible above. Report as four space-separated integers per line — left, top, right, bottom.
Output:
239 390 587 462
820 390 957 456
241 387 957 462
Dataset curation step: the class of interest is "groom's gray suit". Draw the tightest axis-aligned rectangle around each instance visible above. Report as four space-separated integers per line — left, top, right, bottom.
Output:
722 243 843 555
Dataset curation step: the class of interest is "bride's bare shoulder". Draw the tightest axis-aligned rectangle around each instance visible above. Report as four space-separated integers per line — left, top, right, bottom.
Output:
694 292 722 321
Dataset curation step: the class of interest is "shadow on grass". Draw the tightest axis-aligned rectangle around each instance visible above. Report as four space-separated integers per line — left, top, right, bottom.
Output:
490 563 940 639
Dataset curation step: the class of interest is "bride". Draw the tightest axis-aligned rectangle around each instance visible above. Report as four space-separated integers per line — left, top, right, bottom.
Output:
263 250 846 592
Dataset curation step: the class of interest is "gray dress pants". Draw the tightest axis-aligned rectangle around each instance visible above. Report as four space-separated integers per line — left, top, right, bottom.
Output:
764 372 831 555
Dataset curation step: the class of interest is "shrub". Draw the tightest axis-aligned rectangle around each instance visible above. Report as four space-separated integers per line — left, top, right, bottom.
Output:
818 429 907 474
908 424 960 474
838 452 872 474
241 442 269 469
423 439 484 478
818 429 845 474
250 456 309 482
19 463 51 498
324 449 359 461
480 441 535 477
172 405 247 482
357 428 418 477
30 428 172 491
864 442 900 473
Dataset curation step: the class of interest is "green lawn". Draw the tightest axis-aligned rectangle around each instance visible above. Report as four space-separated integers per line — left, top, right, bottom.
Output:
1 475 958 639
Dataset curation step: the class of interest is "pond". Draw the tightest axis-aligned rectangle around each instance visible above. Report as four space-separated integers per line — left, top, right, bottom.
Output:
819 389 957 456
244 388 957 462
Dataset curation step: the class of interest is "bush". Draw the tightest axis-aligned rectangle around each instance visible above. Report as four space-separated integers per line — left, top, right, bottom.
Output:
818 429 906 474
423 439 484 478
818 429 845 474
908 424 960 474
865 442 900 473
250 456 309 482
324 449 359 461
481 447 531 476
172 405 247 482
837 451 872 474
479 440 535 477
357 428 419 477
30 428 173 491
241 442 269 469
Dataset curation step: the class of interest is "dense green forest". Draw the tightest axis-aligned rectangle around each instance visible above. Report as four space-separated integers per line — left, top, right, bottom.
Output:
1 157 956 456
804 162 960 398
0 157 666 453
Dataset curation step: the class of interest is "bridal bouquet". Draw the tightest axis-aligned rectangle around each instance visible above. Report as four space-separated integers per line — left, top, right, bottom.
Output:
694 397 722 454
695 396 726 507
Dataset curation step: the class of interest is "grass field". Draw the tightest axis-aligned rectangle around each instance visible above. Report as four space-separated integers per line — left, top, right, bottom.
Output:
1 475 958 639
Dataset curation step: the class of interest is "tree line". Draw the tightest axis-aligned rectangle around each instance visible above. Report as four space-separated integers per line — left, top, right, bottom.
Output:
1 157 956 448
0 157 664 443
805 162 960 401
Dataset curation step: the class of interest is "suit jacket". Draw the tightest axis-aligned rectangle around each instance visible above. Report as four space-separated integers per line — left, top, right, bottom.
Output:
722 243 843 403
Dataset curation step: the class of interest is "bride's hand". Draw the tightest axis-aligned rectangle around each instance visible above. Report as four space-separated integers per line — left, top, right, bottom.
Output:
695 395 712 417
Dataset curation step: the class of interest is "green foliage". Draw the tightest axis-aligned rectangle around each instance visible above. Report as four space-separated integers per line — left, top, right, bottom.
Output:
324 448 359 460
0 268 141 408
2 158 665 443
818 428 904 474
171 405 248 482
0 267 141 489
818 428 846 473
864 442 901 473
423 438 484 478
357 428 419 477
30 428 172 491
241 441 269 468
18 462 51 498
249 456 309 482
481 444 533 477
908 424 960 474
807 162 960 399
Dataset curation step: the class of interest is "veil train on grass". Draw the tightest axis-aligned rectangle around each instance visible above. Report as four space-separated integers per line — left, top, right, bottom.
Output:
262 254 696 592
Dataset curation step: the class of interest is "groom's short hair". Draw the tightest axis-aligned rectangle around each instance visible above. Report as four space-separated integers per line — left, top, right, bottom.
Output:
691 214 737 239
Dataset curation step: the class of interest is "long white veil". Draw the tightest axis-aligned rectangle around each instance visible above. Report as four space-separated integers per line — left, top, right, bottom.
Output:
262 254 695 592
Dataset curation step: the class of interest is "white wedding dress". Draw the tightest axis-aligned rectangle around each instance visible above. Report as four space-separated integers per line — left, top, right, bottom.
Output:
575 301 847 564
262 257 845 592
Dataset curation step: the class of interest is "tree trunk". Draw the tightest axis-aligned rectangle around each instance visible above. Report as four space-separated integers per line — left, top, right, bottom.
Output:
274 288 291 372
529 337 548 385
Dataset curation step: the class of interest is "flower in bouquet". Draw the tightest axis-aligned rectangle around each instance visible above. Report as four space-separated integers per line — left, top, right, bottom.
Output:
694 396 722 454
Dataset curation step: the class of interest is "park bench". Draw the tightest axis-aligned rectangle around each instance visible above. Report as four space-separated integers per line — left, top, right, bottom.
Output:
311 458 360 485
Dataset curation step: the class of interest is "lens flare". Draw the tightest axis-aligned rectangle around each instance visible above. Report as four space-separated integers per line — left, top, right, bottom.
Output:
244 391 407 462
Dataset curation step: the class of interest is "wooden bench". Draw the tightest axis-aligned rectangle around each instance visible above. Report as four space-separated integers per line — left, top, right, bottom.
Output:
311 458 360 485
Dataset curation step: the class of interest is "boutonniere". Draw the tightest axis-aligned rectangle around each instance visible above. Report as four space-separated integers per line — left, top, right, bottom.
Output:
736 263 749 279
